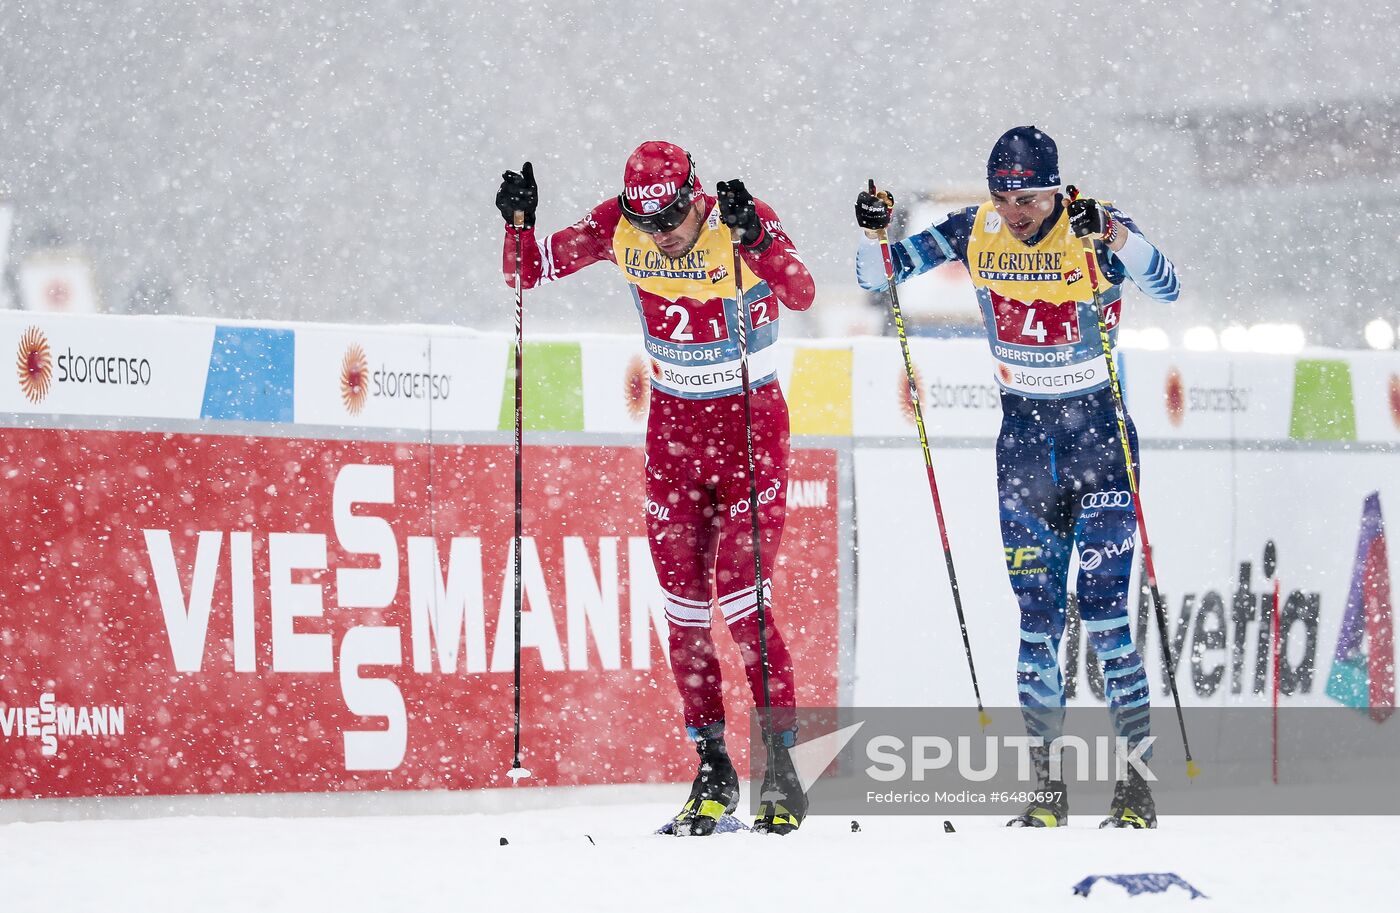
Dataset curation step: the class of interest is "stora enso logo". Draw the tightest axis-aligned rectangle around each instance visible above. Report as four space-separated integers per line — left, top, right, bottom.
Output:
340 344 370 414
15 325 53 404
1389 373 1399 431
624 354 651 421
1165 367 1186 427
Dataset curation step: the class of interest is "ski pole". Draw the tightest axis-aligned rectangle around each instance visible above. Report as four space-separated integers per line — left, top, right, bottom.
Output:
729 231 775 747
867 179 989 728
1265 540 1280 785
730 216 787 829
1066 185 1197 779
507 210 531 784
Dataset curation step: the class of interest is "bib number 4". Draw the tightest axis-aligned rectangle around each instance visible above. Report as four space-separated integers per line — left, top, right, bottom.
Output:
993 293 1082 347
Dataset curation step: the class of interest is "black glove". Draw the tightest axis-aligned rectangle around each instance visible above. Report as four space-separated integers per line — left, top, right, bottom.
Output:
496 162 537 230
855 180 892 231
1066 190 1111 239
716 179 764 247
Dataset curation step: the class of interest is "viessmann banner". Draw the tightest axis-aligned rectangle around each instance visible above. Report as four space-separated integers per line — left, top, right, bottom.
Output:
0 430 841 798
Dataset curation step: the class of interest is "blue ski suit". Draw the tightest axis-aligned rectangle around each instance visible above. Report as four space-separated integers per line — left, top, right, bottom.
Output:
856 195 1180 752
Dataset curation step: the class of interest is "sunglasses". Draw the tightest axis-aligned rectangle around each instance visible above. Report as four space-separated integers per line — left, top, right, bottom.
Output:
619 154 696 234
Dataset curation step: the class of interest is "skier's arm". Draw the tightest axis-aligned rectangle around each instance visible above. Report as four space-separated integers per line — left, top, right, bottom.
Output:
854 208 975 292
500 201 619 290
741 200 815 312
1103 207 1180 302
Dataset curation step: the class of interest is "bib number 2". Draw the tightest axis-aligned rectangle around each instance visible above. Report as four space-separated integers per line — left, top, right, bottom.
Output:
655 298 729 343
665 303 694 341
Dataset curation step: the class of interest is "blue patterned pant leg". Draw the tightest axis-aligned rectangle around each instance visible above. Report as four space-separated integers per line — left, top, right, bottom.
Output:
997 418 1073 748
998 393 1153 762
1070 417 1152 756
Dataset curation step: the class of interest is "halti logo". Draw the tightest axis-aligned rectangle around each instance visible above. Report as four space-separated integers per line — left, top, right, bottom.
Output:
1078 533 1136 572
0 692 127 757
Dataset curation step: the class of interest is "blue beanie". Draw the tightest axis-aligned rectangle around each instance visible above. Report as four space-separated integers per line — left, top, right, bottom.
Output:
987 126 1060 192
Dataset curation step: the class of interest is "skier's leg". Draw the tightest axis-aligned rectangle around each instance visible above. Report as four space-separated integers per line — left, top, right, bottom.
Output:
998 420 1074 746
713 386 805 835
645 404 745 837
1070 414 1153 761
1063 406 1157 828
644 434 725 735
713 385 795 735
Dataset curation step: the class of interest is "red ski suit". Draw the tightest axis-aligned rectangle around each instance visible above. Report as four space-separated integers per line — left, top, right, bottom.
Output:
501 193 815 733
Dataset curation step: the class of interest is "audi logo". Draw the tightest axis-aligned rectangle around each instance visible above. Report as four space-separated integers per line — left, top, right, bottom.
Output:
1081 491 1132 510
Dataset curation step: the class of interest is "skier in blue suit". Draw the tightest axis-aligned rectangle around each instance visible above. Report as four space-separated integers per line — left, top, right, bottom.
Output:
854 126 1180 828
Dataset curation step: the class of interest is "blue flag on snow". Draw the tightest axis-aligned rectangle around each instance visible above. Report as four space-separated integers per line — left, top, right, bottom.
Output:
1072 873 1207 899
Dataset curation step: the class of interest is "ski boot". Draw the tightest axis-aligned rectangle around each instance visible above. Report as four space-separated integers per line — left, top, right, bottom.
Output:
1007 748 1068 827
1006 780 1069 827
1100 767 1157 829
665 724 740 837
753 730 807 835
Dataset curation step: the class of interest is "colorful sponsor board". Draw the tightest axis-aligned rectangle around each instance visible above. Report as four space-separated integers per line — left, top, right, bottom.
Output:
2 311 213 418
291 328 850 436
0 429 839 798
1122 351 1274 441
851 338 1002 439
6 311 1400 445
1122 350 1400 444
1348 351 1400 443
294 327 451 430
574 336 856 437
579 335 651 433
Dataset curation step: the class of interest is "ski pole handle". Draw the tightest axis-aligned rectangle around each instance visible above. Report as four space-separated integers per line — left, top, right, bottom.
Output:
860 178 895 241
868 179 882 241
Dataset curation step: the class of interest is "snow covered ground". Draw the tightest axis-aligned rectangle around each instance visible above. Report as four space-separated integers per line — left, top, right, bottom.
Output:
2 786 1392 912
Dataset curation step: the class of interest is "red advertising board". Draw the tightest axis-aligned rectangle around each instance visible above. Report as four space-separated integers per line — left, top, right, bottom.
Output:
0 429 840 798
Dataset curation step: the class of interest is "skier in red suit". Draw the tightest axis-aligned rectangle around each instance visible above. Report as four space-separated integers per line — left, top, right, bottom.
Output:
496 141 815 834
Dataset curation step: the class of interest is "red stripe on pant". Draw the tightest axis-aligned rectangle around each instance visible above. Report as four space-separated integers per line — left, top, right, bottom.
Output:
644 383 796 734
